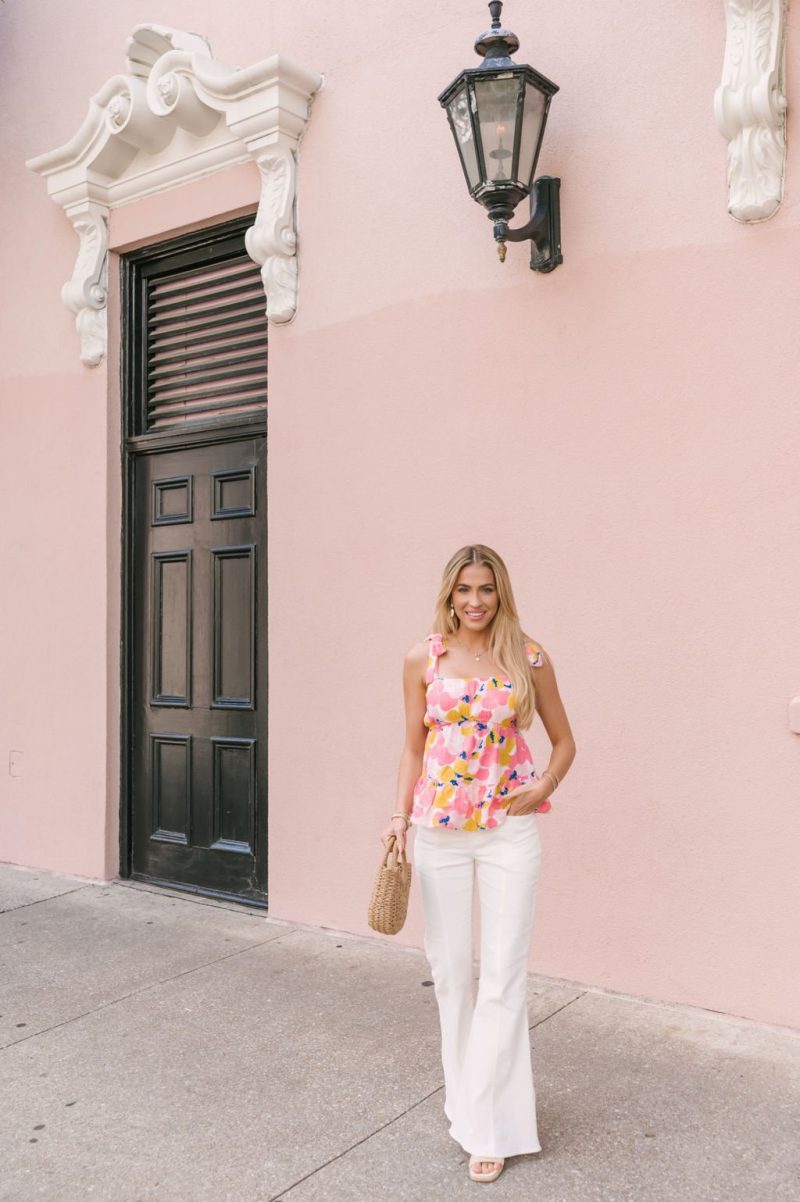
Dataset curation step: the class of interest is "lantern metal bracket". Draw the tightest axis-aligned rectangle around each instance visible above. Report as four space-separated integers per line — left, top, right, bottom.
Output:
493 176 562 272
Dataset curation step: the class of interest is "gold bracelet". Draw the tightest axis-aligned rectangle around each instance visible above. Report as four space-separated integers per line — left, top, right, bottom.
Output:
390 812 411 827
541 770 558 795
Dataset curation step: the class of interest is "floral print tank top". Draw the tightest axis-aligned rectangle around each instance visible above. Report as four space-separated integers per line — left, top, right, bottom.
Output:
410 633 551 832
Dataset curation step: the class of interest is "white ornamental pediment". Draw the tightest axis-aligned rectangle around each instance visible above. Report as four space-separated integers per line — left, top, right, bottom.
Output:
27 25 323 365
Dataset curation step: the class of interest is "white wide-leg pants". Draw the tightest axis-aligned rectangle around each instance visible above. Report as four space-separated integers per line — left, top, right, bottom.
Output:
413 813 542 1159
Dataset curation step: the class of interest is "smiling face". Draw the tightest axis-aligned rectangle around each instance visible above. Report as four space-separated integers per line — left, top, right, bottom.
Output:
451 562 499 634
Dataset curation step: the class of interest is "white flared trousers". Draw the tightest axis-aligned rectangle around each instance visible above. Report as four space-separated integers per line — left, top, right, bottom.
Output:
413 813 542 1159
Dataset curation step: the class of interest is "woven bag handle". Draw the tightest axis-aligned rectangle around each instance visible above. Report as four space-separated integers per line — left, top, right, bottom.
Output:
382 833 409 870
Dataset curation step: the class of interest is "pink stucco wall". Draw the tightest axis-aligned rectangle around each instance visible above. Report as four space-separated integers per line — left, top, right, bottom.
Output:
1 1 798 1028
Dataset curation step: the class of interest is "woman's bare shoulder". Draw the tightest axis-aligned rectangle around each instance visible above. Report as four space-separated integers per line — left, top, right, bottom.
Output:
404 639 430 669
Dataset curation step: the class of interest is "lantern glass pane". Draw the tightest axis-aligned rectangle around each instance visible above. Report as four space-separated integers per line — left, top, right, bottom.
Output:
517 84 547 188
447 85 480 191
473 74 520 184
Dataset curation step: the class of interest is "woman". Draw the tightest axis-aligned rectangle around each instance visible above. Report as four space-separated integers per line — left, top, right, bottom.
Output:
381 544 576 1184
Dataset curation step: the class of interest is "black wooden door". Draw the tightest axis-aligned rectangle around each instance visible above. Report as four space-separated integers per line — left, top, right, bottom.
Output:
130 433 267 904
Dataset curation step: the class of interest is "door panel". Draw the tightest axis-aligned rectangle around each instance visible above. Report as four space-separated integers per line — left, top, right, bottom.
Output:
131 435 267 903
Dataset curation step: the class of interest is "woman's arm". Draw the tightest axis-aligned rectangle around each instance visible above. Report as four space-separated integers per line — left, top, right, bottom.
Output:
380 643 428 854
534 649 576 787
507 649 576 815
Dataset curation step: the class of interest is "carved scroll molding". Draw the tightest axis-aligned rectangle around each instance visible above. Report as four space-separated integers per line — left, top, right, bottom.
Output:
246 148 298 324
27 26 322 365
62 201 109 367
715 0 788 223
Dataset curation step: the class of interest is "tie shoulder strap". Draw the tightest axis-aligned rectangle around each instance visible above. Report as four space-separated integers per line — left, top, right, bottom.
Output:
425 633 445 683
524 638 544 668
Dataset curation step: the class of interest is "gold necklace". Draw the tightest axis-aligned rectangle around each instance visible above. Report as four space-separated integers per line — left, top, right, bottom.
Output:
453 636 490 661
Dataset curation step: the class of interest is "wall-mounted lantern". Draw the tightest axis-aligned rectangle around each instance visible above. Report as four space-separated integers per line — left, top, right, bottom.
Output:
438 1 562 271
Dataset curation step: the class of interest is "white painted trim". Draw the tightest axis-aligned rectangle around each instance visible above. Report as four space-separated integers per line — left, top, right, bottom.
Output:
714 0 788 223
27 24 322 365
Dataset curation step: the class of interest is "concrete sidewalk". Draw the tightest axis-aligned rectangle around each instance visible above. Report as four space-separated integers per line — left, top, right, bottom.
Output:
1 863 798 1202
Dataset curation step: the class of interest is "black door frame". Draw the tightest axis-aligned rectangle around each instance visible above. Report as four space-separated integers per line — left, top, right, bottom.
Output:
118 218 268 907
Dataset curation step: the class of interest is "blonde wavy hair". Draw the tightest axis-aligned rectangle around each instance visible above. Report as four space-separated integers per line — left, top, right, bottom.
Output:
432 544 538 729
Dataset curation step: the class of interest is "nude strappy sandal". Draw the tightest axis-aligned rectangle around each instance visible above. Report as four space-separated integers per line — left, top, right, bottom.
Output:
468 1155 505 1183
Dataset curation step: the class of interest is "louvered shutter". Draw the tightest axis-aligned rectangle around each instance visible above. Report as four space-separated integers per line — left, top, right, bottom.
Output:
145 251 267 429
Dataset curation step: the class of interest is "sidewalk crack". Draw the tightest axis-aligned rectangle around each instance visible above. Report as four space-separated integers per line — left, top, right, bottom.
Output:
268 1084 446 1201
0 885 93 916
530 990 587 1029
0 933 292 1052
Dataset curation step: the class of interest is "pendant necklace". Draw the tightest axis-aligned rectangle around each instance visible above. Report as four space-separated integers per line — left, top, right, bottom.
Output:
454 636 490 661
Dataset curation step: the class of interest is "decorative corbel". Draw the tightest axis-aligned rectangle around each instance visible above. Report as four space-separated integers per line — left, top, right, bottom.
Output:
62 201 109 367
715 0 788 222
245 145 298 325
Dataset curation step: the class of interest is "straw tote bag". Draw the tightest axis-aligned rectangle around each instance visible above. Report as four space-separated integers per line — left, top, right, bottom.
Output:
368 834 412 935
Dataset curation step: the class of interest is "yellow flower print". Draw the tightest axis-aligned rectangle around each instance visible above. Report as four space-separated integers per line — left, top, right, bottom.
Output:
497 740 514 768
445 700 473 725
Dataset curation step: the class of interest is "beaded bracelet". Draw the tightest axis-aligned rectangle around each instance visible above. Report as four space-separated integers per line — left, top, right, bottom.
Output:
390 812 411 828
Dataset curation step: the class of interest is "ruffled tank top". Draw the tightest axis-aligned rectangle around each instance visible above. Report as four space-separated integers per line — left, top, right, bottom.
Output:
409 633 551 831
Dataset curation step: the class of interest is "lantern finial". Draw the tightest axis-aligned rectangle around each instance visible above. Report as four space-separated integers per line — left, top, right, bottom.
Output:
475 2 519 64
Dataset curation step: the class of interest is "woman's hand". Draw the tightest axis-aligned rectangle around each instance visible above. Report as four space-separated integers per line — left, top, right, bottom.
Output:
380 816 410 856
505 780 552 816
